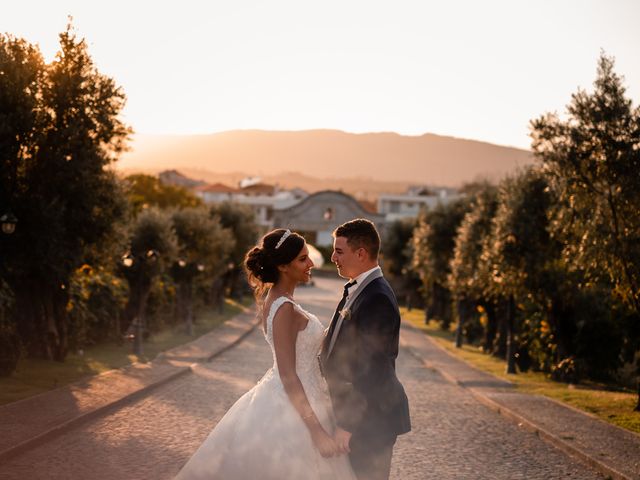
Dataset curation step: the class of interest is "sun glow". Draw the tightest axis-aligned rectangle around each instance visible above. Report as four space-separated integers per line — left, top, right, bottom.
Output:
2 0 639 150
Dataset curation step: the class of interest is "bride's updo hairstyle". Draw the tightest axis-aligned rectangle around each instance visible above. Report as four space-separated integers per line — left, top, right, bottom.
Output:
244 228 305 296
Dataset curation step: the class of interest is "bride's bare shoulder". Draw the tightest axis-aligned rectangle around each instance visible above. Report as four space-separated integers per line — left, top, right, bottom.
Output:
270 299 308 332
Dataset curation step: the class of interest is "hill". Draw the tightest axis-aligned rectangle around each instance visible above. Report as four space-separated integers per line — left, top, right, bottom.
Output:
118 129 534 193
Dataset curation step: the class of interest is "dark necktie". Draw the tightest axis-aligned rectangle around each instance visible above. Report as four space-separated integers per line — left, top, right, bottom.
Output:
321 280 357 355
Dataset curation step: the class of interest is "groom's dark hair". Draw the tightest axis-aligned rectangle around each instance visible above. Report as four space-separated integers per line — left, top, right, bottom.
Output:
333 218 380 260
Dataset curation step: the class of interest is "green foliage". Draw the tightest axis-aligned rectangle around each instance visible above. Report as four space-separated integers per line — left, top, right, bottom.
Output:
449 53 640 385
171 207 234 275
119 208 177 334
413 199 471 289
67 265 129 348
449 183 499 301
0 34 43 196
0 23 130 363
484 168 555 300
531 52 640 314
384 218 417 277
121 208 177 284
170 207 235 328
209 202 259 296
383 218 422 307
517 308 556 373
124 174 202 215
143 274 177 332
0 278 14 324
412 199 471 326
209 202 259 267
0 279 20 376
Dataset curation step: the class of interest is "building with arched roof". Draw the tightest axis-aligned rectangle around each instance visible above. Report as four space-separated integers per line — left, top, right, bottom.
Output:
271 190 386 246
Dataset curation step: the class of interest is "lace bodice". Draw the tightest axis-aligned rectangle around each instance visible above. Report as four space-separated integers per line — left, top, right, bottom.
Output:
262 296 327 397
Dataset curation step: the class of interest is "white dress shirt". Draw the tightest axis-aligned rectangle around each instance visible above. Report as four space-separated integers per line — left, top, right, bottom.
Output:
347 265 382 303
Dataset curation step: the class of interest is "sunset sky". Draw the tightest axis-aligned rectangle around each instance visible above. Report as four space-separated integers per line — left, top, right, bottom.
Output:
2 0 639 150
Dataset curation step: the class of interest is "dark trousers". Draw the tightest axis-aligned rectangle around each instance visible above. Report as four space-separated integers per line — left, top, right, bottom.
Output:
349 436 396 480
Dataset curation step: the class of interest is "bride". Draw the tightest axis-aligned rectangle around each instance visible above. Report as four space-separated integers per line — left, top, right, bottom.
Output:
175 229 357 480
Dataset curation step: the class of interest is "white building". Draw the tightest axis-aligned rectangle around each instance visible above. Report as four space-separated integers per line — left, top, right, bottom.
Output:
192 173 461 231
378 187 461 222
194 178 308 228
193 183 239 204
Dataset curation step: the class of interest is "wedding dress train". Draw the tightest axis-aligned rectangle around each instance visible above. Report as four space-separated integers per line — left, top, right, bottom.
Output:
175 296 357 480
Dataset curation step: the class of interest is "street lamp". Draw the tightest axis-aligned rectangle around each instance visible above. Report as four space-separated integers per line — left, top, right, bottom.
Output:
0 212 18 235
146 249 159 263
122 253 134 268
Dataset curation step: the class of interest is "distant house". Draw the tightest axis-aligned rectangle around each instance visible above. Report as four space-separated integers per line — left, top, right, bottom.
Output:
193 183 240 203
272 190 386 246
174 170 462 235
378 187 461 222
357 199 378 214
194 177 308 228
239 182 277 196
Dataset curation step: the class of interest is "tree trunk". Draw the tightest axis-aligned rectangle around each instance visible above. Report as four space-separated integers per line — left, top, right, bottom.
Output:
547 297 573 363
50 283 69 362
122 275 152 335
492 300 508 358
505 295 517 374
432 282 452 329
178 280 194 336
121 294 139 334
210 277 225 314
132 283 152 357
482 301 497 353
227 268 243 299
14 280 46 358
455 298 465 348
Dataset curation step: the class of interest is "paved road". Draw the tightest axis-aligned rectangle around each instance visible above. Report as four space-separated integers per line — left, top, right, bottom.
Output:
0 277 603 479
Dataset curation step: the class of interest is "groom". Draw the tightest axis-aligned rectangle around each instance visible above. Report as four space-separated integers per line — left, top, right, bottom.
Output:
319 218 411 480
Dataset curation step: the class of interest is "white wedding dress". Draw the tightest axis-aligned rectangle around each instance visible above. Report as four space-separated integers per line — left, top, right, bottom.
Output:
175 297 357 480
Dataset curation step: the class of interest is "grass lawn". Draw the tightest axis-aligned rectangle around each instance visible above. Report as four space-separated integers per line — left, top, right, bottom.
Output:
401 307 640 436
0 298 249 406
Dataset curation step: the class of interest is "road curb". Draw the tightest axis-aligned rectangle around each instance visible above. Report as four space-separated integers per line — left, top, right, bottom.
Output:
0 365 192 464
400 322 634 480
464 388 632 480
0 310 260 463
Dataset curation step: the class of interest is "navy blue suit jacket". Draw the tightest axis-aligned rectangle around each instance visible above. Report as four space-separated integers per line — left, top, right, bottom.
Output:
320 276 411 445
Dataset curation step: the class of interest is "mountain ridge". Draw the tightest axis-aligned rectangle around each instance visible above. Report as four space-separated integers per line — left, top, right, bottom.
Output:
118 129 534 190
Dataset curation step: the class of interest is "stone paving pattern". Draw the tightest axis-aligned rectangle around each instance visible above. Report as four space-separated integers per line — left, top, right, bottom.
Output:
0 276 633 479
0 310 257 460
400 321 640 480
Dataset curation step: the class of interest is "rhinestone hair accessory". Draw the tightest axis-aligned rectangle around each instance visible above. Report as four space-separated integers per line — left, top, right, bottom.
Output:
275 229 291 249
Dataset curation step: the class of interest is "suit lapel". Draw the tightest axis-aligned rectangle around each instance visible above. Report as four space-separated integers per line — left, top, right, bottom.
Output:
325 269 383 358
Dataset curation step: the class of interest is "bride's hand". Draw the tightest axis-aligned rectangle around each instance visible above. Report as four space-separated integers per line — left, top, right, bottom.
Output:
333 427 352 454
310 427 340 458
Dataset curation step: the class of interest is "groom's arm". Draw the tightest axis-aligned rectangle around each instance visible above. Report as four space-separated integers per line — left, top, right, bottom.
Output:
353 293 402 408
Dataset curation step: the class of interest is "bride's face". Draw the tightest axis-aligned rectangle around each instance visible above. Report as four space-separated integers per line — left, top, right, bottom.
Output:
280 243 314 284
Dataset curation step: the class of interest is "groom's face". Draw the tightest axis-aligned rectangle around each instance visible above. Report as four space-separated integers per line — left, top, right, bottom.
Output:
331 236 360 280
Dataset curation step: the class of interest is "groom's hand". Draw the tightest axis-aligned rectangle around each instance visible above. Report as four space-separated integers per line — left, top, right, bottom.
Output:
334 428 352 454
